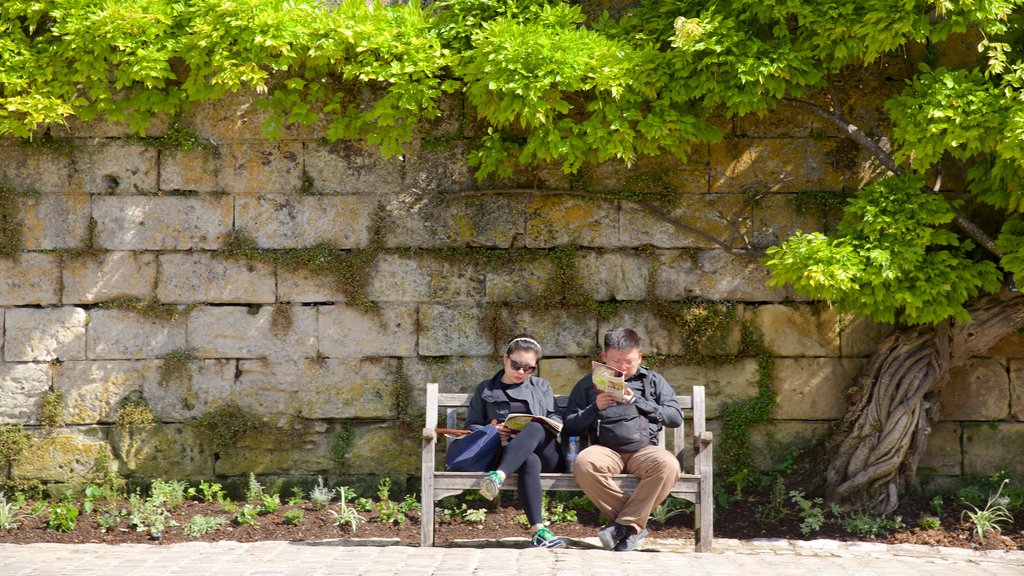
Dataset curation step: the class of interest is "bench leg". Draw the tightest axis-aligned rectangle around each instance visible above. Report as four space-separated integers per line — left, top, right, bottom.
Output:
420 496 435 547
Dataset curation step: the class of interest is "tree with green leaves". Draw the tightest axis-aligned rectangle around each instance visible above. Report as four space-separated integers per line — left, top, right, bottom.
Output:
2 0 1024 513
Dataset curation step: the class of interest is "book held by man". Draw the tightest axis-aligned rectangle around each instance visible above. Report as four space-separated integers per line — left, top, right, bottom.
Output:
504 413 563 434
591 361 627 402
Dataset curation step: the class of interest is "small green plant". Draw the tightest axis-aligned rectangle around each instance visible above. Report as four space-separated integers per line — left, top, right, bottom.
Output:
283 508 304 525
82 484 107 515
150 479 188 510
245 473 265 503
462 507 487 524
127 491 174 536
328 502 365 533
0 492 28 530
183 515 227 537
235 504 259 526
961 479 1015 543
930 495 944 517
39 391 64 427
48 502 79 532
649 497 692 524
309 476 333 510
259 493 281 515
789 490 829 536
96 505 126 532
220 499 238 514
354 497 374 513
918 514 941 530
755 477 788 526
840 511 904 538
188 481 225 503
286 486 305 506
196 403 258 453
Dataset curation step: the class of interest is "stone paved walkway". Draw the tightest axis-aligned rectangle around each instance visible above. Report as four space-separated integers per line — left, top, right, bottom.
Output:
1 538 1021 576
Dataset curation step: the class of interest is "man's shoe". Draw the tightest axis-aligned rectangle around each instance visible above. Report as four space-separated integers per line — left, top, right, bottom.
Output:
597 522 627 550
613 527 649 552
478 470 504 500
530 526 566 549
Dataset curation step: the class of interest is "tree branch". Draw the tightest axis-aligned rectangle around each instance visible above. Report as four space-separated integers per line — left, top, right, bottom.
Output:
780 98 903 175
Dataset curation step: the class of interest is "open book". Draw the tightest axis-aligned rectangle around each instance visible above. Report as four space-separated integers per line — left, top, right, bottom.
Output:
591 361 627 402
504 413 563 434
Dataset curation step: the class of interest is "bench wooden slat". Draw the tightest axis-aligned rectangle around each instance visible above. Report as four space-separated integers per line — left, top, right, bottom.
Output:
421 382 713 552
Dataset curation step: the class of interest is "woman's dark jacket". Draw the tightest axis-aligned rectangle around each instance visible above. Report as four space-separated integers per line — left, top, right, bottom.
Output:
465 371 562 431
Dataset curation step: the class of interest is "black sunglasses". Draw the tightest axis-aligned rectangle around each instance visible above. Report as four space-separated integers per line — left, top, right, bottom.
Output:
508 358 537 374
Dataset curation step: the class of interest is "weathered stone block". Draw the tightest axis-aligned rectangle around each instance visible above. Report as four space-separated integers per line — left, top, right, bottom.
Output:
277 266 348 303
525 196 619 248
5 307 87 362
113 424 213 479
537 358 591 396
597 304 742 358
655 250 788 302
496 308 598 357
0 253 61 305
62 251 157 304
143 359 234 422
748 421 832 471
735 98 831 138
94 195 233 250
839 314 893 358
938 358 1010 421
235 194 374 248
215 423 337 477
710 138 847 193
218 142 302 195
157 252 275 304
403 141 474 194
303 140 403 195
986 333 1024 359
658 360 761 419
319 305 418 358
0 363 51 423
620 194 747 249
577 251 650 301
54 360 157 424
383 193 527 249
159 149 220 193
0 143 72 194
71 143 157 194
755 304 840 357
235 358 397 419
747 193 830 249
51 114 170 139
189 306 317 360
365 254 431 302
918 422 961 476
587 152 710 195
418 304 493 356
485 259 555 303
183 93 308 144
771 358 864 420
86 309 188 360
20 193 91 250
339 423 421 476
12 427 115 483
402 356 498 410
1013 360 1024 421
963 422 1024 478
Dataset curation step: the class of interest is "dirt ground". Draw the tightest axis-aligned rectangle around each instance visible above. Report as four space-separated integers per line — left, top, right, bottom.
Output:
1 490 1020 551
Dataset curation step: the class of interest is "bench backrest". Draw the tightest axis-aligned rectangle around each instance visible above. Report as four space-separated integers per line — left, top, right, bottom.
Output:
432 387 705 470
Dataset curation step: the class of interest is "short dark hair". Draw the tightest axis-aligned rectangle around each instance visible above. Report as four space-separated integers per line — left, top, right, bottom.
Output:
506 333 542 358
603 328 641 352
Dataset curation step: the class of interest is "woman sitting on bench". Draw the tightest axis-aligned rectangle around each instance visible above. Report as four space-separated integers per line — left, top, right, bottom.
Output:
466 334 567 548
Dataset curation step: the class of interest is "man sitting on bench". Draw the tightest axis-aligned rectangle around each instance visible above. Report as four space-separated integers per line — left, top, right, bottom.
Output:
563 327 683 552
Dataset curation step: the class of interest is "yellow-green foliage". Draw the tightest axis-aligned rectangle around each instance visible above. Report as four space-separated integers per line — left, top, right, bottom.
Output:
0 184 26 257
40 390 65 427
195 403 258 453
159 348 197 387
0 424 31 467
96 297 196 322
116 396 155 434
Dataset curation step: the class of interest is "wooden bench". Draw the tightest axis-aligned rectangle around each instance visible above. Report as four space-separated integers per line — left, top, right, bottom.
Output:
420 382 713 552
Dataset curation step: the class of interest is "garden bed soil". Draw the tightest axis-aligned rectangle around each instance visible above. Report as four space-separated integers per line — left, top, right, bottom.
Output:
1 490 1020 551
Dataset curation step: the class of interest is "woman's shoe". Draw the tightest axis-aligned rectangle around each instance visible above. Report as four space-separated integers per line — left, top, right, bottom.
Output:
479 470 504 500
530 526 566 549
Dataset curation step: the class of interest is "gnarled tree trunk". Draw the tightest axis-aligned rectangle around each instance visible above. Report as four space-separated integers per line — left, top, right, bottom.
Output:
826 289 1024 514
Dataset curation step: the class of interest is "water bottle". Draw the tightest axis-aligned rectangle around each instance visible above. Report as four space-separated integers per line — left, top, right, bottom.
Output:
566 436 579 473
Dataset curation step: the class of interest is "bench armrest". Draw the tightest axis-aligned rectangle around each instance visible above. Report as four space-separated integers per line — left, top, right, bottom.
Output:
694 430 713 449
423 427 437 442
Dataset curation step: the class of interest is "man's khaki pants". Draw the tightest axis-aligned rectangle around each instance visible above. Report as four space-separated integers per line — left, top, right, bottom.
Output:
573 444 681 532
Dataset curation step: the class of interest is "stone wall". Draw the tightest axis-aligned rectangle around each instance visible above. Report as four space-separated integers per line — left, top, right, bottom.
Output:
1 89 1022 491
